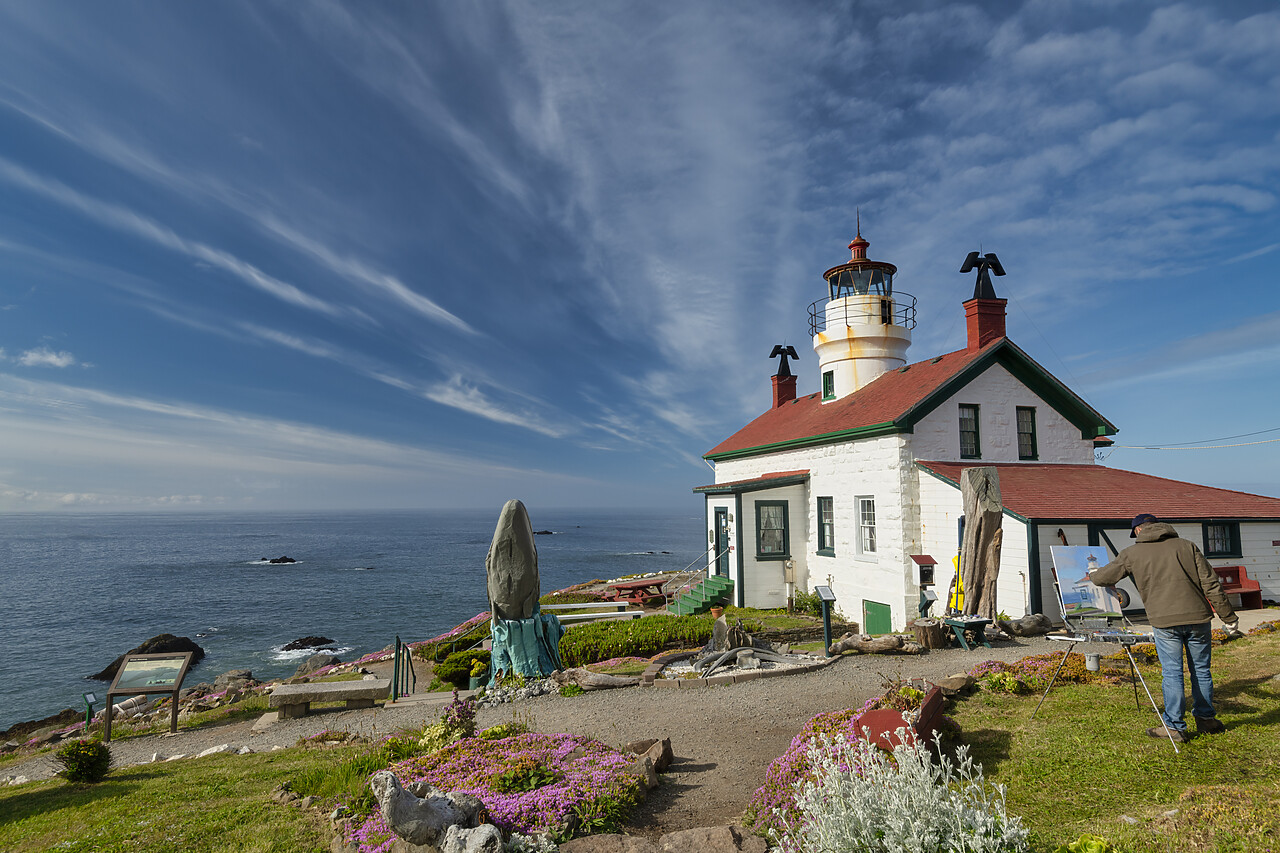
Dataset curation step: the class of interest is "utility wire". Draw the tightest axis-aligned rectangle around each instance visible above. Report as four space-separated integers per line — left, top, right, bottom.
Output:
1110 436 1280 451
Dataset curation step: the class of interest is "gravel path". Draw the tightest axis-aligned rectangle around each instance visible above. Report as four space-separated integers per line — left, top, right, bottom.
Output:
5 635 1086 835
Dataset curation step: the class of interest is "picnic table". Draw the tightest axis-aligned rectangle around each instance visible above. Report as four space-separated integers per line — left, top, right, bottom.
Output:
604 578 668 607
943 616 992 651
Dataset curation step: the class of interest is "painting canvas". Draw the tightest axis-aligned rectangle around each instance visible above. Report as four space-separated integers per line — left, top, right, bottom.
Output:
112 656 188 691
1050 545 1123 621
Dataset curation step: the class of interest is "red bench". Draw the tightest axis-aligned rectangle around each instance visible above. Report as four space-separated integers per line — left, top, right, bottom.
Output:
857 685 946 750
1213 565 1263 610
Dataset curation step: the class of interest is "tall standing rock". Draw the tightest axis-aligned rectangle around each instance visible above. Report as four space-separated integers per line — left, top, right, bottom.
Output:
484 500 564 681
485 500 541 621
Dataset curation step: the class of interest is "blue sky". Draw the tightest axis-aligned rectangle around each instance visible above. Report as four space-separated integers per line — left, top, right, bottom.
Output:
1 1 1278 512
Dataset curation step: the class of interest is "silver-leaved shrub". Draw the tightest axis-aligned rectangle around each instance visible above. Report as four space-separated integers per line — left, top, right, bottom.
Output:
772 732 1029 853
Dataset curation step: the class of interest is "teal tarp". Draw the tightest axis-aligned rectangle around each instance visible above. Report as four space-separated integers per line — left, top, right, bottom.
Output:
488 605 564 682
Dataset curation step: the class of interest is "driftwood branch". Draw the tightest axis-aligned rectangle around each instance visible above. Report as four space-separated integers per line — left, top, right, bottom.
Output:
828 633 924 655
551 667 639 691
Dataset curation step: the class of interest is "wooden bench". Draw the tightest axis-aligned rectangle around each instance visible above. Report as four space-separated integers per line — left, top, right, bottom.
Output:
268 679 390 719
1213 565 1263 610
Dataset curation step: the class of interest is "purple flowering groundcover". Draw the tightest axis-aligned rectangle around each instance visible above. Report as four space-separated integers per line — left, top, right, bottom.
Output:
343 732 641 851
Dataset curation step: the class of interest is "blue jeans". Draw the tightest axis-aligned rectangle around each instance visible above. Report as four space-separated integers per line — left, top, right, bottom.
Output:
1152 622 1214 731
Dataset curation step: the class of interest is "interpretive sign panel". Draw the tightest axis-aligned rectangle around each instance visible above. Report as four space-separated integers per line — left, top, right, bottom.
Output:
104 651 194 741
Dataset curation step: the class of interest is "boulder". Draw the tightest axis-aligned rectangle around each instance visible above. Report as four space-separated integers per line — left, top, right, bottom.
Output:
658 826 767 853
1 708 81 743
369 771 497 851
215 669 255 689
90 634 205 681
485 499 540 621
266 556 297 564
996 613 1054 637
294 654 343 678
283 637 337 652
630 755 658 790
644 737 674 772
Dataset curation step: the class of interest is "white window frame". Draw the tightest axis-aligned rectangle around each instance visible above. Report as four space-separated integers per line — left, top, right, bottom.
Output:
856 495 877 557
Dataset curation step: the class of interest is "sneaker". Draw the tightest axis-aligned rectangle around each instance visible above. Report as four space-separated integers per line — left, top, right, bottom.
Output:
1194 716 1226 734
1147 726 1190 743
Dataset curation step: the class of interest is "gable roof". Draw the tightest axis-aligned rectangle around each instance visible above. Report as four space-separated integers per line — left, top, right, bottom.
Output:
917 461 1280 521
705 338 1117 461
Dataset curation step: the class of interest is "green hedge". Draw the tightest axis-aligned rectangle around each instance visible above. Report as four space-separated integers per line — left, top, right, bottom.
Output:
434 649 491 688
559 614 725 667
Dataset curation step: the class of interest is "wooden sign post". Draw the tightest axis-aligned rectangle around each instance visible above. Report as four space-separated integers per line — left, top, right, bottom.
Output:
103 651 194 741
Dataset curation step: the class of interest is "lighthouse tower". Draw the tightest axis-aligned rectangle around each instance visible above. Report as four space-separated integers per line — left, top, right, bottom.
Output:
811 224 915 402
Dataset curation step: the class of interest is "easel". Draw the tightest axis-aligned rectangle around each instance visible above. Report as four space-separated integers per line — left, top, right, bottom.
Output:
1033 558 1179 752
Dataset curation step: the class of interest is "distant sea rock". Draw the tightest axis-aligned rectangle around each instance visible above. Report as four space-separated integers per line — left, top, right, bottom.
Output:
263 556 297 564
90 633 206 681
533 530 554 535
283 636 336 651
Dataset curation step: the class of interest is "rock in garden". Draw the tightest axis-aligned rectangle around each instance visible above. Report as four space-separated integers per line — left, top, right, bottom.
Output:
90 634 206 681
657 826 767 853
283 636 337 651
996 613 1053 637
630 755 658 790
369 771 495 850
294 654 342 678
644 737 673 772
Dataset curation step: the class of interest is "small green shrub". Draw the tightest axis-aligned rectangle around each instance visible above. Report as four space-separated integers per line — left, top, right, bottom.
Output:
540 591 605 605
54 738 112 783
479 722 531 740
492 755 561 793
792 589 824 618
559 684 585 698
434 649 491 688
1053 835 1113 853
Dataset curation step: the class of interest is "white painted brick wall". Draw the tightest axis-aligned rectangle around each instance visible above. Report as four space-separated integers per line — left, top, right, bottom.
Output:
912 363 1096 463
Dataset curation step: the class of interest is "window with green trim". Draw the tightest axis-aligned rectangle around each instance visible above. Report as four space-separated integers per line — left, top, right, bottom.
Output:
755 500 790 560
1202 522 1241 558
817 496 834 556
822 370 835 401
1016 406 1038 460
959 404 981 459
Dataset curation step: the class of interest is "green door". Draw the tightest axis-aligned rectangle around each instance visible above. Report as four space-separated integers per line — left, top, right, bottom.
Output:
714 509 730 577
863 600 892 635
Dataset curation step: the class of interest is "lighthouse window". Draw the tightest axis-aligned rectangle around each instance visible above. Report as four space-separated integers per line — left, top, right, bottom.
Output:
817 497 834 556
1202 522 1241 558
822 371 835 401
755 500 790 560
959 404 981 459
1016 407 1038 460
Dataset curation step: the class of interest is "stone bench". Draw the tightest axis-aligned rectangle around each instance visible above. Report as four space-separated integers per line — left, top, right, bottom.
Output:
267 679 391 719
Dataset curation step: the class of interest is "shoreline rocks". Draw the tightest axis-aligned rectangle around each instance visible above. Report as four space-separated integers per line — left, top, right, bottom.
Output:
89 633 206 681
283 636 337 651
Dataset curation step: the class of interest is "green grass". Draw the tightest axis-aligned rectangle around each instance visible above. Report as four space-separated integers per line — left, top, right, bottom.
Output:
951 630 1280 852
0 750 332 852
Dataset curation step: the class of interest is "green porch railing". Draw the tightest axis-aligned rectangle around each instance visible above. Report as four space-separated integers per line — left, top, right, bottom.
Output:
390 635 417 702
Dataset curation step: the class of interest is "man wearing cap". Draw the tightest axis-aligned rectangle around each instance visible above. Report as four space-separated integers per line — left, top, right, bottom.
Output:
1089 513 1239 742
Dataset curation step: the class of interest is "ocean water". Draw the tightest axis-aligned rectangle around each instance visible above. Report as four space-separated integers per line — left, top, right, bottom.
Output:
0 508 704 731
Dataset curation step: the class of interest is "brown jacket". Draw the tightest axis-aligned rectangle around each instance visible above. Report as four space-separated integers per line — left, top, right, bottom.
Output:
1090 522 1236 629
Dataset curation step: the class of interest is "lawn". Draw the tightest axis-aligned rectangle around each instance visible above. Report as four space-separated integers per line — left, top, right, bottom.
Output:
952 628 1280 852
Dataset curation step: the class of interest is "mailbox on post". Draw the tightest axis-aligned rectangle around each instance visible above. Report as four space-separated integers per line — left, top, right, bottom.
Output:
910 555 939 618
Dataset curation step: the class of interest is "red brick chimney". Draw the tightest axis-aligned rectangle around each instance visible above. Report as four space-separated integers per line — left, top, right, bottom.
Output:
772 374 797 408
963 297 1007 351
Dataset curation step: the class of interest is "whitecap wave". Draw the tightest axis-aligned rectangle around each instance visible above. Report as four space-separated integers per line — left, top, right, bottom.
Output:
268 644 354 662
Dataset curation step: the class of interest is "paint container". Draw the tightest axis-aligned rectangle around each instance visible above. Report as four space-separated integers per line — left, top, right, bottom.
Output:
1085 653 1101 672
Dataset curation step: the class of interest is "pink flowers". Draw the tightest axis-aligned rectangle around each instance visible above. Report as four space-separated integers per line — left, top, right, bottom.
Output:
343 732 640 848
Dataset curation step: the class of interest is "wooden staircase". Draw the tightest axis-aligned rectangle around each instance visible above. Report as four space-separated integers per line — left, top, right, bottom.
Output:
668 574 734 615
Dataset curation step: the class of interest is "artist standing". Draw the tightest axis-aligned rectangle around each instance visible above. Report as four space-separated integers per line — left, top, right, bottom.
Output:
1089 513 1239 743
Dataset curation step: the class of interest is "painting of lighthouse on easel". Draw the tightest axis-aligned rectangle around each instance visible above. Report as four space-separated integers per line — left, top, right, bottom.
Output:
1050 545 1124 619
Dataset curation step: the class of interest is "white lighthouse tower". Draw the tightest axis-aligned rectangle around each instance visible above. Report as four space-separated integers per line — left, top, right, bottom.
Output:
811 223 915 401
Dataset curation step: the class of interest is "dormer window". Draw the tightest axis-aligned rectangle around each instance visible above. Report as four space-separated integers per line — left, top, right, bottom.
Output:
959 404 981 459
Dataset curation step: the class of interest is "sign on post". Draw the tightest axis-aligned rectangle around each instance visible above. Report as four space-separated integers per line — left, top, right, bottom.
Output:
104 651 194 741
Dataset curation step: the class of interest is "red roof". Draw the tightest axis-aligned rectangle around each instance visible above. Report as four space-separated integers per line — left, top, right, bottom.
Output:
704 338 1115 461
706 343 995 458
693 470 809 494
918 461 1280 520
